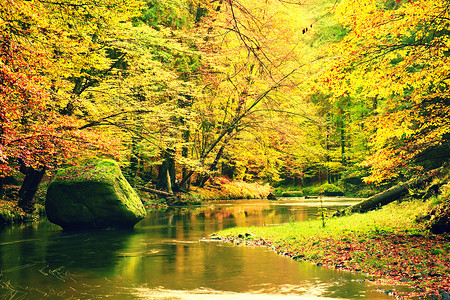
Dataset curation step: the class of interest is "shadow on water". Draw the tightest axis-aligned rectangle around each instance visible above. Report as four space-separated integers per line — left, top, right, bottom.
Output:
0 198 400 299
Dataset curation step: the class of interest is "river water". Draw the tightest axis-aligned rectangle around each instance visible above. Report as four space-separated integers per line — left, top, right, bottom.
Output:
0 198 397 299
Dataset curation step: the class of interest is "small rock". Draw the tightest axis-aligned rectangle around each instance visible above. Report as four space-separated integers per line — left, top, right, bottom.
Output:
267 193 277 200
316 263 323 267
412 273 422 280
400 278 410 282
292 255 305 260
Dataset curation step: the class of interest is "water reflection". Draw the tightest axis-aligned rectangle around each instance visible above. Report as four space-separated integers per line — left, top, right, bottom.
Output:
132 287 340 299
0 198 396 299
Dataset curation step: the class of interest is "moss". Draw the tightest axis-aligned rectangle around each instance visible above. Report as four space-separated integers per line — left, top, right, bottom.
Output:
46 160 146 230
281 191 304 197
417 183 450 234
318 183 344 196
53 159 120 184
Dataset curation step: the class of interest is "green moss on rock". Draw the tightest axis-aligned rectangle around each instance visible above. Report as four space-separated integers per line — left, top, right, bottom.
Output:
45 160 146 230
318 183 345 196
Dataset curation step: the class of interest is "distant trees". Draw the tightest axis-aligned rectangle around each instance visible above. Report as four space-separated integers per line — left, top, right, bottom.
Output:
319 0 450 184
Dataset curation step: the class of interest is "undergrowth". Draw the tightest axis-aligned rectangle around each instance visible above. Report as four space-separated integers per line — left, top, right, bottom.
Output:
191 177 271 200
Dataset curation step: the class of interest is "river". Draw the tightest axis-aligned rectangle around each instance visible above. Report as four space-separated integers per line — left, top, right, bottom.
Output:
0 198 398 299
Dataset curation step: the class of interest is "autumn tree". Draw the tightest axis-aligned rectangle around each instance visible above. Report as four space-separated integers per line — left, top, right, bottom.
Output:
0 0 144 211
169 0 331 189
318 0 450 184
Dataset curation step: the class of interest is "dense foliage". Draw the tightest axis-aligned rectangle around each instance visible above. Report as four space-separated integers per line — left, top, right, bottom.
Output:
1 0 449 205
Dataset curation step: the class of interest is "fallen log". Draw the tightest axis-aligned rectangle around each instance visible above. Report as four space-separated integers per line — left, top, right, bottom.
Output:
333 169 440 217
136 185 174 197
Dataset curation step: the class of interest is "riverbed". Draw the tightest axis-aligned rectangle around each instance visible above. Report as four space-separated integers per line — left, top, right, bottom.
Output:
0 198 396 299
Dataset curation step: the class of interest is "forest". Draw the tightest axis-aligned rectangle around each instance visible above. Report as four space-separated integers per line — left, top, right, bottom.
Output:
1 0 450 298
1 0 449 215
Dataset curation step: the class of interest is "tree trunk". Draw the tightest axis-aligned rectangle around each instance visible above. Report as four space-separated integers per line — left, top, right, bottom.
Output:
199 143 226 188
156 148 178 193
179 78 291 187
325 123 331 184
166 170 173 194
180 126 191 190
136 185 174 197
128 137 141 184
0 111 5 199
340 121 346 167
18 165 46 213
333 173 432 217
195 5 208 23
0 177 4 199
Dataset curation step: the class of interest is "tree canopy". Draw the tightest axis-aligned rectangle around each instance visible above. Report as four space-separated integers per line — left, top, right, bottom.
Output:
1 0 449 199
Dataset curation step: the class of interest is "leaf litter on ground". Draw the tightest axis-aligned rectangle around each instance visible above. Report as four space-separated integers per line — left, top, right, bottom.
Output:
212 200 450 299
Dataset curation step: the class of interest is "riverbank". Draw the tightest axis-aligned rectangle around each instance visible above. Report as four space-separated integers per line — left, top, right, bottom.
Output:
0 177 271 225
211 199 450 299
189 177 272 201
0 180 48 226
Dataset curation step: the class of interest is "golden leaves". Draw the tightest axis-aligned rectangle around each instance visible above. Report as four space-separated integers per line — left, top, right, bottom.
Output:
315 0 450 183
0 0 148 173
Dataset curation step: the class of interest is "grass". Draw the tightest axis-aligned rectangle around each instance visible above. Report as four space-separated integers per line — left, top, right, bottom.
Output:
213 199 450 299
216 199 429 240
0 200 44 225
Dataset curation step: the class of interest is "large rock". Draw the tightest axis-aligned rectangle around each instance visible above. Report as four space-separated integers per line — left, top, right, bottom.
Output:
45 160 146 230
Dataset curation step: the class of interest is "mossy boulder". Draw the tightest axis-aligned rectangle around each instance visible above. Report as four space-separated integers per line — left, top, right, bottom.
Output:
45 160 146 230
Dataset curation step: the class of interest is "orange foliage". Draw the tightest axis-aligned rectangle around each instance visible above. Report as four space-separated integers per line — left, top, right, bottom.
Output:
0 7 119 175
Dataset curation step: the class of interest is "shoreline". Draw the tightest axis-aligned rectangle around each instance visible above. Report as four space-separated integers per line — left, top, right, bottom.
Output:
212 233 450 299
211 200 450 299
